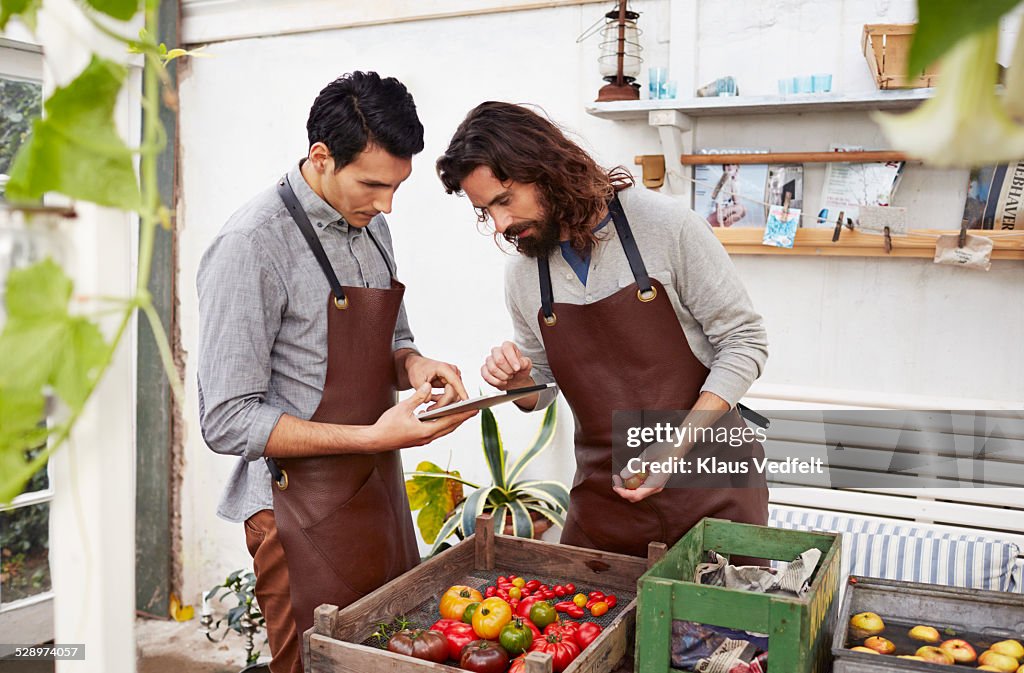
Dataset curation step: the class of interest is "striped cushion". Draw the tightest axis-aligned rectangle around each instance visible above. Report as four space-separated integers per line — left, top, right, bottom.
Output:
769 507 1021 593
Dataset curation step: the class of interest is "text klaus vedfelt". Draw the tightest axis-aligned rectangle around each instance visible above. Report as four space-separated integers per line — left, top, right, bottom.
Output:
623 423 824 476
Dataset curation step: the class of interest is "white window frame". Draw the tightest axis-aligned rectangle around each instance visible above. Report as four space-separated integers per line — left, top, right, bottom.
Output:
0 32 56 645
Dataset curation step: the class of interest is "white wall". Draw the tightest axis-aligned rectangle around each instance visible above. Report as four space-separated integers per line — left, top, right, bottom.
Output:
177 0 1024 605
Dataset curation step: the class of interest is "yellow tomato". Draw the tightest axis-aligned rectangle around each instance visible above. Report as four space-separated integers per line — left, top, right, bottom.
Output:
511 577 526 588
572 593 587 608
472 597 513 639
508 587 522 600
440 585 484 621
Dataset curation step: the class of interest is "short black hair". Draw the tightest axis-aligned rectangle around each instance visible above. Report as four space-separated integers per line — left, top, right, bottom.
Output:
306 71 424 170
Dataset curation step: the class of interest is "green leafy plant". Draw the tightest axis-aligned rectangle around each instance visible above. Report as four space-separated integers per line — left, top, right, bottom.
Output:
369 615 414 648
874 0 1024 166
204 569 266 666
406 405 569 555
0 0 199 503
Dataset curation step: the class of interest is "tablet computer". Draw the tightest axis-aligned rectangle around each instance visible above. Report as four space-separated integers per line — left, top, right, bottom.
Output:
417 383 557 421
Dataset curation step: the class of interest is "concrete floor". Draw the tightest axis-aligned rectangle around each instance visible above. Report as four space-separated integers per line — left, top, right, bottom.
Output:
0 618 266 673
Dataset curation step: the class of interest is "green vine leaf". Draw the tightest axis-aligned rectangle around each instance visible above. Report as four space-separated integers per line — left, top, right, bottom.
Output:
0 0 41 31
0 259 109 411
405 461 463 544
83 0 139 22
5 56 141 210
908 0 1023 75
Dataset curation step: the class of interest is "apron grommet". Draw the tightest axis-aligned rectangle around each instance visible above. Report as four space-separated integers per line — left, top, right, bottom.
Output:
275 469 289 491
543 313 558 326
638 287 657 302
333 295 349 310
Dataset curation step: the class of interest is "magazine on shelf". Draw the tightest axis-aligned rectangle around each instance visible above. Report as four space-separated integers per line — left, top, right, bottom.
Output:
693 149 770 228
963 163 1024 230
815 145 905 228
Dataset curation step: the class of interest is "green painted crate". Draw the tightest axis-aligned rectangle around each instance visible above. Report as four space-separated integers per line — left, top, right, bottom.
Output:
635 518 842 673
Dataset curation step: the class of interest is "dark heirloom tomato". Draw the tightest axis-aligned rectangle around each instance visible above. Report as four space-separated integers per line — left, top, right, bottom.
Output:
386 628 448 663
459 639 510 673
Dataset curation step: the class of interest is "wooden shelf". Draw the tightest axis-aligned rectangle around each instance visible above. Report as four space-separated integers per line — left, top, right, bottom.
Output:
586 88 934 121
714 228 1024 260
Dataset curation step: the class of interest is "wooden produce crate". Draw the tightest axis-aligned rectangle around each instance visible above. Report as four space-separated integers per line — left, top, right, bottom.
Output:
304 513 663 673
635 518 842 673
832 575 1024 672
862 23 939 89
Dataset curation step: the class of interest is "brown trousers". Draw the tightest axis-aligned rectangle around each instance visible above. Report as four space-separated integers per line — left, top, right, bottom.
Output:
244 509 302 673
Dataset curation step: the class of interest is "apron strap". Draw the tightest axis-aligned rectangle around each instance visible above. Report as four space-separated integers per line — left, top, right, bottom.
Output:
365 227 395 278
608 193 654 297
538 254 556 325
536 191 655 325
277 176 348 307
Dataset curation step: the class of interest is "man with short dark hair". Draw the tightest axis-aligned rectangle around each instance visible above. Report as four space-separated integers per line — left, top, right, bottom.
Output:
198 72 474 673
437 102 769 559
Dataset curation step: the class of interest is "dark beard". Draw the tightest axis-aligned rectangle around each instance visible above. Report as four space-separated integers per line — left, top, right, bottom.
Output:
504 216 560 258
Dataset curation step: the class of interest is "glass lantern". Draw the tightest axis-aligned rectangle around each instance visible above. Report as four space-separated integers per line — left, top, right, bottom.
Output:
596 3 642 101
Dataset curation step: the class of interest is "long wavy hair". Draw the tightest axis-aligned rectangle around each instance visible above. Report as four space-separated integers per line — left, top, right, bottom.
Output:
436 102 634 252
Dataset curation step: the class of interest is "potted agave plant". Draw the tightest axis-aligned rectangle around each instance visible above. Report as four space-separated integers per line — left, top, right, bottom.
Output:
405 405 568 555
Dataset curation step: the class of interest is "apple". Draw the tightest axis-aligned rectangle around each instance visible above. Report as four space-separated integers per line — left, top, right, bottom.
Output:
909 625 941 643
915 646 955 665
1016 664 1024 673
990 640 1024 661
979 650 1021 673
864 636 896 654
850 646 879 654
940 638 978 664
849 612 885 639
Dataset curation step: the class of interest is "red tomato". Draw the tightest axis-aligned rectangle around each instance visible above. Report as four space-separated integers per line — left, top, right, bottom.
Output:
498 576 508 584
566 605 585 619
529 632 581 672
516 595 542 619
588 591 605 601
441 622 477 661
541 590 556 600
522 618 542 640
554 601 575 613
544 620 580 640
484 586 496 598
604 594 617 609
525 580 541 591
553 584 566 596
574 622 603 650
430 618 461 633
509 655 527 673
564 583 576 593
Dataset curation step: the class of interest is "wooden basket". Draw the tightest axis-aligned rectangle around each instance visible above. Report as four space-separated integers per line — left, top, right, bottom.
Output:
304 513 665 673
862 23 938 89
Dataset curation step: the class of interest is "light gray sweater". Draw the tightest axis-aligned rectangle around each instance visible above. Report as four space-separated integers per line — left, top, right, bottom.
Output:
504 185 768 410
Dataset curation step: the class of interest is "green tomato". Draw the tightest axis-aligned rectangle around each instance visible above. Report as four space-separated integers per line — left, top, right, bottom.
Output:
461 601 481 624
529 601 557 629
499 619 534 655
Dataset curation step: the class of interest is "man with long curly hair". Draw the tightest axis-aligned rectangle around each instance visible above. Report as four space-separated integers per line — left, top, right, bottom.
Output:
437 102 769 557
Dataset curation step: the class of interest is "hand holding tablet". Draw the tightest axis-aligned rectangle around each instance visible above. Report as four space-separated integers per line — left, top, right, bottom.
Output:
417 383 557 421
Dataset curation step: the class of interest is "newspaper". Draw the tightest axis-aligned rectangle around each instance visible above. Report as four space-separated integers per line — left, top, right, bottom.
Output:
963 163 1024 230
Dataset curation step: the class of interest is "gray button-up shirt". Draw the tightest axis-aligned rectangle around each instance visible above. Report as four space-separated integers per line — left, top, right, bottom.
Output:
197 161 417 523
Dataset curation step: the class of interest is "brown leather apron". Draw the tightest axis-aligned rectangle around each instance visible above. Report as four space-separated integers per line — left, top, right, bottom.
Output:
266 176 420 636
537 193 768 559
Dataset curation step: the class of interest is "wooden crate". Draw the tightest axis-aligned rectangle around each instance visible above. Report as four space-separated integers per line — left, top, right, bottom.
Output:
862 23 939 89
635 518 842 673
304 513 662 673
832 575 1024 671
